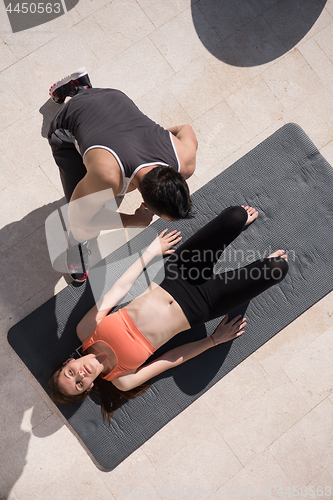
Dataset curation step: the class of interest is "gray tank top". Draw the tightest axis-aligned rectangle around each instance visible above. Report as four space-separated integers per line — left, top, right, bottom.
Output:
52 88 180 196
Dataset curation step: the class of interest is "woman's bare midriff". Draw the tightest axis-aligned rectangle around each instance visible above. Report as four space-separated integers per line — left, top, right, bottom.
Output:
125 284 191 349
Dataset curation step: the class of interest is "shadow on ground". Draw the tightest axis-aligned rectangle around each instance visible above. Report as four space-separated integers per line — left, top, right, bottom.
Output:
0 201 67 500
193 0 327 66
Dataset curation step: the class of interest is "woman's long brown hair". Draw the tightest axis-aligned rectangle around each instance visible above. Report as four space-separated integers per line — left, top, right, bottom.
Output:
49 363 150 421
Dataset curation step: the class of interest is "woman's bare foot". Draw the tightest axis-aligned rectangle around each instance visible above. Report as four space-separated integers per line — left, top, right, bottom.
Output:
241 205 259 226
268 249 288 261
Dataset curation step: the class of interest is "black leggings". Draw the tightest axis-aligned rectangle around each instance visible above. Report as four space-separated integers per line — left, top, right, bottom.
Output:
159 206 288 327
48 130 87 203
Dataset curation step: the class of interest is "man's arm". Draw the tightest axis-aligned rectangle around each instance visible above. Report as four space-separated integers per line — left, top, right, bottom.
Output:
168 125 198 179
68 170 152 241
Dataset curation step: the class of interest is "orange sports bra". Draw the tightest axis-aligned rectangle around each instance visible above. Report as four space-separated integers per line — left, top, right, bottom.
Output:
81 308 156 381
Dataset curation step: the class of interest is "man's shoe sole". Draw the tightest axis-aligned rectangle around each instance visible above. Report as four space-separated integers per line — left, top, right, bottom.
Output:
49 67 89 103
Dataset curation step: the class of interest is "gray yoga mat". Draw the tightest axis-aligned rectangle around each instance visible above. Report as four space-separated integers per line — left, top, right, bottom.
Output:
8 123 333 470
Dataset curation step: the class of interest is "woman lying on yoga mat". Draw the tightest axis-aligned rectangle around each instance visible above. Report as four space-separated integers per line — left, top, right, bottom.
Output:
49 205 288 420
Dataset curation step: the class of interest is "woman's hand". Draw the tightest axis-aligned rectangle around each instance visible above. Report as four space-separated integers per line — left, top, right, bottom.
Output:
148 229 182 256
211 314 246 345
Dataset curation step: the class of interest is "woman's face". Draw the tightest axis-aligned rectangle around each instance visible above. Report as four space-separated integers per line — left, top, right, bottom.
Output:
57 354 103 396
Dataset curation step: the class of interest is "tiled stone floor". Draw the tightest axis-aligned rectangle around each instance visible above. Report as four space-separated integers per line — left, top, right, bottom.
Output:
1 0 333 498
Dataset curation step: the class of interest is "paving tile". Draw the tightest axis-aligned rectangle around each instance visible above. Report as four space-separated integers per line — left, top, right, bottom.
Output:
0 336 26 386
320 139 333 164
35 466 116 500
313 14 333 63
0 167 63 250
0 73 27 131
0 305 27 331
0 370 52 455
212 14 286 68
149 5 220 73
193 100 251 175
1 28 100 112
0 413 89 500
300 2 333 43
298 37 333 85
93 0 155 45
283 84 333 149
1 54 55 114
149 422 242 499
195 118 285 189
0 471 19 500
253 292 333 378
262 48 324 110
68 16 131 66
0 118 48 182
1 6 82 60
191 118 285 188
22 276 67 315
137 0 191 28
269 398 333 485
305 469 333 498
260 0 280 8
135 84 192 130
281 327 333 407
141 397 216 469
96 448 157 499
0 153 11 190
71 0 111 19
206 53 264 95
213 450 291 500
199 356 268 410
167 56 230 121
39 158 64 197
0 225 62 319
325 0 333 19
120 479 162 500
196 0 265 42
91 38 174 101
7 108 55 167
68 2 154 67
0 0 11 32
22 366 62 415
226 75 284 136
0 36 17 71
325 461 333 480
209 370 311 465
263 0 332 49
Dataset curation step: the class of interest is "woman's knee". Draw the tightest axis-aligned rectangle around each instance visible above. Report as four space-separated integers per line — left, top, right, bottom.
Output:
221 205 247 229
265 257 289 283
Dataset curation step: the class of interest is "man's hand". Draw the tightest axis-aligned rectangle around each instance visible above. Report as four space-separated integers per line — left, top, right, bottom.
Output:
133 204 154 226
211 314 246 345
120 203 154 227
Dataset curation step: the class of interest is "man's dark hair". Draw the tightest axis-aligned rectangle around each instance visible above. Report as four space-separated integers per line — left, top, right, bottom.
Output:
140 166 192 219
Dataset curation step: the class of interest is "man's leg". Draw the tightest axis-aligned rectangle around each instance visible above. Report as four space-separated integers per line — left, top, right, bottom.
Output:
48 131 91 282
48 131 87 203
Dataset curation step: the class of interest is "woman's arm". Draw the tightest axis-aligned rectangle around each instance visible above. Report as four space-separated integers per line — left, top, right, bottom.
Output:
76 229 181 341
112 315 246 391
